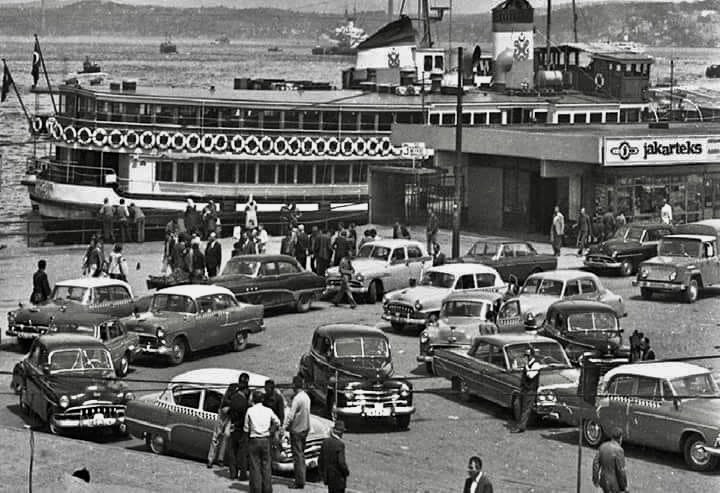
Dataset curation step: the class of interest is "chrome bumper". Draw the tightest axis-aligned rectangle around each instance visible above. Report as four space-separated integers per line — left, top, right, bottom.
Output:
381 313 427 326
53 414 125 430
632 280 684 291
6 326 45 339
584 258 622 270
336 404 415 418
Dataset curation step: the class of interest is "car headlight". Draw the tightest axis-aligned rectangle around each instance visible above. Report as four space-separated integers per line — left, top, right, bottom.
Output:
640 268 649 279
537 390 557 403
668 271 677 281
420 331 429 344
59 395 70 408
156 327 164 338
399 383 410 397
355 273 364 282
124 392 135 401
382 295 389 306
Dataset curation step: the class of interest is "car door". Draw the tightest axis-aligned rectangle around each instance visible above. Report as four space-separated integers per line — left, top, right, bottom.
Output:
511 243 536 282
21 342 45 414
597 374 634 438
493 244 513 280
496 300 523 332
256 261 281 307
387 247 410 291
195 295 224 349
702 240 720 284
578 278 603 302
463 341 492 399
87 286 109 314
406 245 427 285
195 388 224 456
276 260 303 307
169 385 207 458
481 343 515 407
628 376 666 448
311 337 333 401
109 285 134 317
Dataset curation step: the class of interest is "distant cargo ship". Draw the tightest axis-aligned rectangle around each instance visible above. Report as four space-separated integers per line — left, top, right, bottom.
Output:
160 34 177 54
311 15 368 56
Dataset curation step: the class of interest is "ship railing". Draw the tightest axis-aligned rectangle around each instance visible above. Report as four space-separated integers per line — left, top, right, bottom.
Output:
32 157 110 187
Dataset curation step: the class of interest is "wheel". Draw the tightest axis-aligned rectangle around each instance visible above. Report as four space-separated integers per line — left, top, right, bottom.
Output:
367 280 381 303
683 434 719 471
116 353 130 377
620 260 634 276
459 379 471 402
390 321 406 332
684 279 699 304
424 361 435 375
168 338 188 365
295 294 312 313
582 419 604 447
231 331 248 352
640 287 653 300
147 433 167 455
396 415 411 430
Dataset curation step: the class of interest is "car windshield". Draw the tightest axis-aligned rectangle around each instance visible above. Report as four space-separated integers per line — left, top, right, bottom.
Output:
151 294 196 313
658 238 702 257
49 348 113 372
357 245 390 261
468 242 498 256
506 342 571 370
624 227 644 241
669 373 720 398
222 260 259 276
442 300 488 318
420 271 455 288
520 278 564 296
567 312 619 332
334 337 389 358
51 285 88 303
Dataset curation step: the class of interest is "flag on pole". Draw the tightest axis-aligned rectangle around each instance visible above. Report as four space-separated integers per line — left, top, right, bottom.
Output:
31 38 41 87
1 62 13 102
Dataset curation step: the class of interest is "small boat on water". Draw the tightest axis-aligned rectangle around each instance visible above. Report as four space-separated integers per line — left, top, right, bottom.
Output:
160 35 177 54
66 56 106 85
211 35 230 45
311 14 368 56
706 65 720 78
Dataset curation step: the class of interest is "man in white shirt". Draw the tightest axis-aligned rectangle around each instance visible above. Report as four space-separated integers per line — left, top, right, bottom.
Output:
244 390 280 492
284 376 311 489
510 347 541 433
463 456 493 493
661 198 673 225
257 224 269 254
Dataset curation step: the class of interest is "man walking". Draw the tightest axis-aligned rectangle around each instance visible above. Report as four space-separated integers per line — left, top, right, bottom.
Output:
207 383 239 469
592 427 628 493
128 203 145 243
463 456 493 493
577 207 591 256
661 198 673 225
550 206 564 257
295 225 309 270
315 229 333 277
31 259 51 304
227 373 251 481
426 208 439 255
98 197 114 242
205 232 222 278
333 255 357 309
244 390 280 493
511 347 541 433
117 199 130 244
284 375 311 489
318 420 350 493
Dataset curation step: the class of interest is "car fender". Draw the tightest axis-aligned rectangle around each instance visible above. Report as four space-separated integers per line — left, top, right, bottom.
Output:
679 427 712 452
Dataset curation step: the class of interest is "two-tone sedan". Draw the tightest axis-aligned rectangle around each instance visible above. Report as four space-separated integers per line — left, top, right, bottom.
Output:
459 239 557 283
123 285 264 365
11 333 133 435
325 239 433 303
125 368 333 473
584 223 673 276
382 263 507 332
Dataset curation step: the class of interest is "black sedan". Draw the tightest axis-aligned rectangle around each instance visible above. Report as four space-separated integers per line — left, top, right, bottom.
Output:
457 239 557 283
584 223 673 276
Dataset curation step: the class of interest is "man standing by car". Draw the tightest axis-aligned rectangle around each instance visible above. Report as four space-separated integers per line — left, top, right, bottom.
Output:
207 382 239 469
31 259 51 304
228 373 251 481
511 348 541 433
550 206 564 257
332 255 357 309
284 375 311 489
318 420 350 493
426 208 439 255
592 427 628 493
577 207 591 256
128 203 145 243
244 389 280 493
262 379 285 435
205 232 222 278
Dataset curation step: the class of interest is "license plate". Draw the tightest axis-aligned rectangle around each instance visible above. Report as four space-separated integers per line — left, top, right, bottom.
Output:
17 332 35 339
92 413 106 426
365 405 387 417
307 457 318 468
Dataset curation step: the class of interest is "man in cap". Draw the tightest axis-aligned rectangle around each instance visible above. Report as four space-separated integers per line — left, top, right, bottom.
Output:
318 420 350 493
510 347 541 433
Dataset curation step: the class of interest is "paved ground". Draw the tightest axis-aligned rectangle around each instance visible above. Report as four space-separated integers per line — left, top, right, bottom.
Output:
1 226 719 492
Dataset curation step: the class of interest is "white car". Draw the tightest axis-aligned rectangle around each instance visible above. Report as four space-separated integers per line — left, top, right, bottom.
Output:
326 239 433 302
381 263 507 331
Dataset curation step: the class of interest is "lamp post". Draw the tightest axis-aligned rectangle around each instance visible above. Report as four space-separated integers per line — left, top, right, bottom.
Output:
452 47 463 258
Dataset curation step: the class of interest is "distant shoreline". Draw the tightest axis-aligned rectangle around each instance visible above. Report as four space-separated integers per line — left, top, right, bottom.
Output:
0 35 318 46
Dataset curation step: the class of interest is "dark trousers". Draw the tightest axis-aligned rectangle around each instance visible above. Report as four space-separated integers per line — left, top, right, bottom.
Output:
290 430 308 487
552 234 563 256
207 413 230 465
135 218 145 243
207 265 219 278
296 254 307 270
248 437 272 493
316 257 330 277
517 389 537 431
333 279 356 307
577 231 589 254
119 220 129 244
227 429 249 479
102 218 113 242
309 255 317 273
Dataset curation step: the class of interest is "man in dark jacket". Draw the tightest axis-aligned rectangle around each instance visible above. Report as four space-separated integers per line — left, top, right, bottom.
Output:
295 225 310 269
262 379 285 425
332 231 351 267
227 373 251 481
602 207 617 242
184 199 201 236
577 207 591 255
31 259 52 304
309 225 321 273
426 208 439 254
318 420 350 493
463 456 493 493
592 427 628 493
315 229 333 276
190 241 206 282
205 232 222 278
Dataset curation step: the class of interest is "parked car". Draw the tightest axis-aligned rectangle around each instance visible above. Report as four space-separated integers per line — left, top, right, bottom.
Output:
6 278 149 344
10 333 133 435
382 263 507 331
584 223 673 276
517 270 626 322
433 334 579 424
52 318 141 377
633 219 720 303
458 239 557 283
535 300 628 364
298 324 414 429
418 291 527 373
569 362 720 471
325 239 433 302
122 285 264 365
213 254 326 313
125 368 333 472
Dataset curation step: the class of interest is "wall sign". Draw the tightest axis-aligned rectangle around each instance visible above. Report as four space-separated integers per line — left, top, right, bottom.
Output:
604 136 720 166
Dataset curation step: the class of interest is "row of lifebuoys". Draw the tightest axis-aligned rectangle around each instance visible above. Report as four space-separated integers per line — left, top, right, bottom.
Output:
51 124 401 156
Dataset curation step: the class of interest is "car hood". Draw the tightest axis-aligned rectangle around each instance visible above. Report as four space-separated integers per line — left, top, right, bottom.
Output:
12 301 85 324
122 311 186 334
334 357 394 380
327 258 387 276
514 294 558 317
593 239 641 255
678 397 720 422
387 286 449 308
46 370 127 403
430 319 478 344
459 254 494 263
643 255 697 267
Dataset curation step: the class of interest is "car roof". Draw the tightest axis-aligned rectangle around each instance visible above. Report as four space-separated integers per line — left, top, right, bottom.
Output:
170 368 269 388
363 239 425 249
38 333 108 351
527 269 599 282
471 237 526 245
627 223 672 230
156 284 235 298
55 278 131 289
604 362 710 381
428 263 501 275
473 333 559 346
314 324 387 339
663 234 717 242
226 254 297 263
443 290 504 303
546 300 618 316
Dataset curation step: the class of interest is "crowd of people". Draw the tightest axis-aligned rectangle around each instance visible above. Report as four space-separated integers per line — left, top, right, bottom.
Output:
97 197 145 244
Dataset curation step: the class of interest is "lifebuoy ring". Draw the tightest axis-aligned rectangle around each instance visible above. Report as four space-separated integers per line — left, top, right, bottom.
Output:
245 135 259 155
201 134 215 153
93 128 108 147
341 137 354 156
379 137 393 156
77 127 92 145
259 136 273 155
230 135 244 153
215 134 228 152
366 137 379 156
354 137 367 155
315 138 327 156
108 129 123 148
287 136 300 155
301 137 315 155
44 117 56 133
326 137 339 156
156 131 171 150
63 125 77 143
51 122 63 140
32 117 43 133
273 136 288 155
140 131 155 150
124 130 139 148
186 133 201 152
594 73 605 89
172 132 185 151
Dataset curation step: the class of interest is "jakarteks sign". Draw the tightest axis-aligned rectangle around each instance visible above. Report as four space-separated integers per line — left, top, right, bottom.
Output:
604 136 720 165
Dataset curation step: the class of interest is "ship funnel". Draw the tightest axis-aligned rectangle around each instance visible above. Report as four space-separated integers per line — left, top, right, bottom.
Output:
493 48 514 87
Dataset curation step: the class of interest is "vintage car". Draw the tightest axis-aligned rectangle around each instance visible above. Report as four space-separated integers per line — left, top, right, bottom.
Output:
418 291 527 373
298 324 414 429
584 223 673 276
458 238 557 283
125 368 333 473
633 219 720 303
568 362 720 471
433 334 579 424
213 254 326 313
52 319 141 377
517 270 626 323
122 285 264 365
10 333 133 434
325 239 433 302
6 278 148 344
381 263 507 331
535 300 627 364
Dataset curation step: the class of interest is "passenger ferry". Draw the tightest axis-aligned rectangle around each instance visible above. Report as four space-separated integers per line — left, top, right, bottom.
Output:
25 0 677 238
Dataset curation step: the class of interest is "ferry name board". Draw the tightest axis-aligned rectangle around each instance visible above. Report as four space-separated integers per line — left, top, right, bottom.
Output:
603 136 720 166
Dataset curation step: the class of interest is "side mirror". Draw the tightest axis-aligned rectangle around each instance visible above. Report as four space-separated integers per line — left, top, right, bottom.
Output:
42 364 51 375
673 397 682 411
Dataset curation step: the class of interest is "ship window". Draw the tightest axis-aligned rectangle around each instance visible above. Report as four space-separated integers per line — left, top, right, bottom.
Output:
323 111 339 131
197 162 216 183
302 111 320 130
334 164 350 183
203 106 219 127
341 111 358 131
352 163 368 183
462 112 471 124
489 112 502 124
218 163 236 183
424 55 433 71
429 113 440 125
284 111 300 129
242 109 259 128
360 112 376 131
473 112 487 125
238 162 256 184
157 161 174 182
263 110 280 129
435 55 444 71
258 164 275 184
178 106 197 126
590 113 603 123
575 113 587 124
441 113 455 126
558 113 571 124
378 113 393 131
176 162 194 183
278 163 294 184
606 112 618 123
297 164 314 184
317 163 332 184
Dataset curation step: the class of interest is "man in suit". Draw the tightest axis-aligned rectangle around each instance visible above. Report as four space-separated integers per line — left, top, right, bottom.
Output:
463 456 493 493
315 229 333 277
205 232 222 278
295 224 310 269
592 427 628 493
318 420 350 493
31 259 52 304
227 373 251 481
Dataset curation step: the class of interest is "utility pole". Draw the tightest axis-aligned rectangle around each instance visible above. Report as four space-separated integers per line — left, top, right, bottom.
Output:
546 0 552 67
572 0 578 43
669 59 674 121
452 47 463 258
388 0 394 22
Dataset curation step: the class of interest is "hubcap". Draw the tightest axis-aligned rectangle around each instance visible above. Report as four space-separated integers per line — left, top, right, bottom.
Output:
690 285 698 299
585 421 601 443
151 435 165 453
174 345 183 358
690 442 710 465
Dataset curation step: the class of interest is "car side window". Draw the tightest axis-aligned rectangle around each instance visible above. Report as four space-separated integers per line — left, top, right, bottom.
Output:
407 246 422 259
608 375 635 395
277 261 300 274
203 389 224 413
636 377 661 401
109 322 123 339
391 248 406 262
488 346 505 367
500 245 514 258
217 294 238 309
260 262 278 276
565 281 580 296
172 386 203 409
197 296 215 313
662 380 674 401
99 324 110 341
580 279 597 294
513 243 530 257
95 287 112 305
110 286 131 301
456 274 475 290
474 273 495 288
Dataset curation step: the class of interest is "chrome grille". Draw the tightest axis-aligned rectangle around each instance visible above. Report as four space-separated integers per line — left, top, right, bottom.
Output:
60 405 126 419
304 439 323 458
349 389 409 407
385 302 413 315
645 265 675 280
138 335 158 346
13 324 48 333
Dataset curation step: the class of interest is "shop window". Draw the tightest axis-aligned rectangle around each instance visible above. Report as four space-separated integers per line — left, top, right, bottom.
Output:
157 161 173 182
590 113 602 123
424 55 433 71
606 112 618 123
429 113 440 125
489 112 502 124
434 56 444 71
462 112 471 124
473 112 488 125
258 164 275 184
352 163 368 183
197 162 215 183
176 162 194 183
378 113 394 131
277 163 294 184
335 164 350 183
533 111 547 124
558 113 571 124
238 163 256 184
297 164 314 184
441 113 455 126
218 163 236 183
